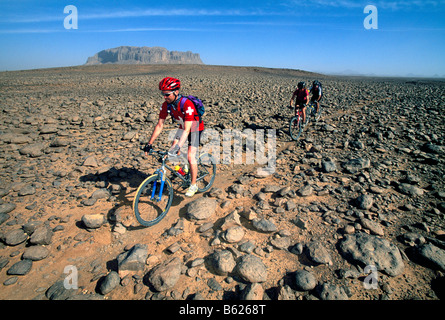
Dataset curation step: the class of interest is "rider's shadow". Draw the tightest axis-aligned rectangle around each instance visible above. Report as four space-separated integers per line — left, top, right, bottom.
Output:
79 166 148 228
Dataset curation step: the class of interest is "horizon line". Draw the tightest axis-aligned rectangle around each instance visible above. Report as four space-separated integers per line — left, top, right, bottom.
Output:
1 62 444 79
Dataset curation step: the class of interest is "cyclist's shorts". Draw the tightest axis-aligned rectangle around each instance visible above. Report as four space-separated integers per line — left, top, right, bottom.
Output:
311 95 323 103
174 130 203 148
295 101 306 109
188 130 203 148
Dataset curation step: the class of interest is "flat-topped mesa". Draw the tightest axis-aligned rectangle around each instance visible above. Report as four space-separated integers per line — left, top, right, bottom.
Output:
85 46 204 65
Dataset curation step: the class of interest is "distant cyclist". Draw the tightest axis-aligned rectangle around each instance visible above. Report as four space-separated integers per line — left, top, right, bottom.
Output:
289 81 309 125
310 80 323 114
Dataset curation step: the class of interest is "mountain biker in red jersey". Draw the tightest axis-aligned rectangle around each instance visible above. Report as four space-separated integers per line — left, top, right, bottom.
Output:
144 77 204 197
289 81 309 125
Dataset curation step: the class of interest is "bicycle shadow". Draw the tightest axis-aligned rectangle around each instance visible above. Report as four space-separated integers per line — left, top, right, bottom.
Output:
79 165 188 231
79 166 145 226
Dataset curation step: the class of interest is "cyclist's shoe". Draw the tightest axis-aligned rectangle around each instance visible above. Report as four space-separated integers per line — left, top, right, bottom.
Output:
185 184 199 197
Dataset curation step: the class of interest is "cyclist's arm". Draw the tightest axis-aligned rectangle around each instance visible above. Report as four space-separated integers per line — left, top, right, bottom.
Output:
174 120 192 151
289 91 297 106
148 118 165 145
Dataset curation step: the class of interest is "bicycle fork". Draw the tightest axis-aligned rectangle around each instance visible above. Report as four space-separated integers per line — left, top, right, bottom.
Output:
150 167 167 202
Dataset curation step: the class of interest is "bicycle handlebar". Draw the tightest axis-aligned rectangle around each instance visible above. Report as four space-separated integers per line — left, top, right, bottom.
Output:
148 149 167 156
147 149 188 164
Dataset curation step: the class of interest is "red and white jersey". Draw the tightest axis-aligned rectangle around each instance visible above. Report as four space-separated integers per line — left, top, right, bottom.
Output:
159 97 204 131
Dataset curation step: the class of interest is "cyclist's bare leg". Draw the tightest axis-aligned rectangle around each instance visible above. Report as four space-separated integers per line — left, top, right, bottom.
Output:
187 145 198 185
301 105 306 124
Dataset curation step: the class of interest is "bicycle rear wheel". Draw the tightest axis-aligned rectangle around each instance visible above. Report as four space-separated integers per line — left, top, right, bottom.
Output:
196 153 217 192
133 174 173 227
289 116 303 141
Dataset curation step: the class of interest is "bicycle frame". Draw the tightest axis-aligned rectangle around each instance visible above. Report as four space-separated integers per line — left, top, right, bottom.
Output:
148 149 212 201
149 151 187 201
294 107 304 120
306 102 315 114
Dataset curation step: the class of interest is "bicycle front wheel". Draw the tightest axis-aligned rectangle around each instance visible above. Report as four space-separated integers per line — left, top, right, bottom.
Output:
133 174 173 227
196 153 217 192
314 106 323 122
289 116 303 141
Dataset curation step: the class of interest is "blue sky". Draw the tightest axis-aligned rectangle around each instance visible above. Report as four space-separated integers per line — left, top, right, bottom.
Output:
1 0 445 77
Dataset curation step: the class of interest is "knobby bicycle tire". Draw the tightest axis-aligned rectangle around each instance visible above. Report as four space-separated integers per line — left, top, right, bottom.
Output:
314 106 323 122
289 116 303 141
196 153 217 192
305 111 311 127
133 174 174 227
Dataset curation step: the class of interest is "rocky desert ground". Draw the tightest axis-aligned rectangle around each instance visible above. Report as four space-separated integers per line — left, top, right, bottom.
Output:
0 64 444 301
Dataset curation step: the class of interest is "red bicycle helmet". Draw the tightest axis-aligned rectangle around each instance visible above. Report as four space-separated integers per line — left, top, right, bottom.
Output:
159 77 181 91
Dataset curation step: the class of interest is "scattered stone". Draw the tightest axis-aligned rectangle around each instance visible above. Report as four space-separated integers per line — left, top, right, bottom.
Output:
270 236 291 250
338 233 404 277
91 189 111 200
277 285 296 300
99 271 120 295
252 218 277 233
397 183 425 197
241 283 264 300
316 283 349 300
208 250 236 276
355 194 374 210
46 280 77 300
415 244 445 272
0 203 16 215
7 259 33 276
360 218 384 236
207 278 223 291
22 246 50 261
223 225 245 243
186 197 217 220
82 214 105 229
342 158 370 174
29 226 53 245
19 143 46 157
18 185 36 196
321 159 337 173
399 232 426 247
166 242 181 254
0 213 10 226
297 185 313 197
4 229 28 246
148 257 182 292
83 156 99 167
305 241 333 265
117 244 148 276
235 254 268 283
167 218 185 236
293 217 308 230
294 270 317 291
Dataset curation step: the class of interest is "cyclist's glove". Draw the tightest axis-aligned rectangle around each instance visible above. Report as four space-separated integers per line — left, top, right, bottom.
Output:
143 143 153 153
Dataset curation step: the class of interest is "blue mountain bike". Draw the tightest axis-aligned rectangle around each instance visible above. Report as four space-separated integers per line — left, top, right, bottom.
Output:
133 149 216 227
